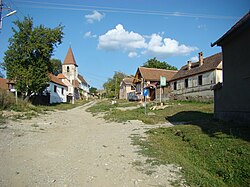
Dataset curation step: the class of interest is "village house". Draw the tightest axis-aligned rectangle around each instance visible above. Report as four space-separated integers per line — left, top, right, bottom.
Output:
0 77 16 93
57 47 90 103
47 74 67 104
119 77 135 100
211 11 250 123
169 52 222 102
133 67 177 101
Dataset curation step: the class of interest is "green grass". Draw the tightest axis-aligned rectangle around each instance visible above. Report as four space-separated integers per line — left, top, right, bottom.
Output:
88 100 213 124
131 122 250 187
0 99 90 122
88 99 250 186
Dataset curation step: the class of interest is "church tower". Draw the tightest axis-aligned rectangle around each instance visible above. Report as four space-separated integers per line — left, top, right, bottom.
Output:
62 47 78 82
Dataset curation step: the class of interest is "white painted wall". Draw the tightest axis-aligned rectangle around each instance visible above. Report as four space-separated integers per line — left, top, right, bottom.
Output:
48 82 67 104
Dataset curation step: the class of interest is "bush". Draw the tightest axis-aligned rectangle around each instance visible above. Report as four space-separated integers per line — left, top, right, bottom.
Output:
0 89 16 110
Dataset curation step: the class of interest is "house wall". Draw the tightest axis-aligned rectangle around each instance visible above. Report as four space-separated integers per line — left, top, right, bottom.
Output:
214 27 250 123
170 70 222 101
119 83 135 99
48 82 67 104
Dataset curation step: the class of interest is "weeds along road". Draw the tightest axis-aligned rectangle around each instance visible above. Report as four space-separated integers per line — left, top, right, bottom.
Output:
0 101 182 187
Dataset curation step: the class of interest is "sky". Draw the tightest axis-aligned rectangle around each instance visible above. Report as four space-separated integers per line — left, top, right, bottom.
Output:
0 0 249 89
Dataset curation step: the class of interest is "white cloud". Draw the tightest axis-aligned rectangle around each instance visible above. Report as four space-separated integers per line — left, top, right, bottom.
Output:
190 56 199 62
98 24 198 58
84 31 97 38
85 10 105 23
98 24 147 51
146 34 198 58
128 52 139 58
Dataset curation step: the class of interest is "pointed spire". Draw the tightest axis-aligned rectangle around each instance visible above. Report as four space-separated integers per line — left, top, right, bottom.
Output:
63 47 77 66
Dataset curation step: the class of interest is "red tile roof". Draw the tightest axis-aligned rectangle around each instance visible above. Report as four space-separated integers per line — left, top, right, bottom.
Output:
135 67 178 82
49 74 67 87
72 79 80 88
0 78 8 90
170 53 222 82
63 47 77 66
57 73 66 79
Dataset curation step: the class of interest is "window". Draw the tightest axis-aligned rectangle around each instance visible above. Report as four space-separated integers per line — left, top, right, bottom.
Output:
185 79 188 88
67 66 69 72
198 75 203 86
61 88 64 95
174 82 177 90
54 85 57 92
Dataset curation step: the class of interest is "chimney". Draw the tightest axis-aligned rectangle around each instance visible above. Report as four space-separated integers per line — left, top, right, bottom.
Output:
199 52 203 66
187 60 192 70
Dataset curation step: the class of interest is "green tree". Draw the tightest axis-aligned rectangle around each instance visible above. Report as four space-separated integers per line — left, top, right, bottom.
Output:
2 17 63 96
143 57 178 70
103 71 127 98
50 58 62 76
89 87 97 95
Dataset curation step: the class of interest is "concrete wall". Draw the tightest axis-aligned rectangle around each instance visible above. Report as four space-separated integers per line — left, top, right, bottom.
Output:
119 83 134 99
214 28 250 123
48 82 67 104
62 64 78 81
170 70 222 101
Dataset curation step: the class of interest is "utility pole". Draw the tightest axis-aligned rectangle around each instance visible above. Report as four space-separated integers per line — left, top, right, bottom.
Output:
0 0 17 30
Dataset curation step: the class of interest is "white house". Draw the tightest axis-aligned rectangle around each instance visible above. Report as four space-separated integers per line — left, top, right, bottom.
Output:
48 74 67 104
57 47 90 103
169 52 222 101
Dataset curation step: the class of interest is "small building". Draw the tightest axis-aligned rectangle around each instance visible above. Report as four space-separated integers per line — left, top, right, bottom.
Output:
78 74 90 99
47 74 67 104
133 67 177 101
169 52 222 102
211 11 250 123
119 77 135 100
0 77 16 93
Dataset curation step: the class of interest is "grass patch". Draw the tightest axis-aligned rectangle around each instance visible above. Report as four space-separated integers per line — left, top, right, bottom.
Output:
132 122 250 187
88 100 213 124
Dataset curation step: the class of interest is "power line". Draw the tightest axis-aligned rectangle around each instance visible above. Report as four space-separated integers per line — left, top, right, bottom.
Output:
14 0 239 20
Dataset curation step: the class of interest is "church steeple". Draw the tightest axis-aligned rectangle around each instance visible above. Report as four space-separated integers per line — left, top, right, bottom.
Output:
63 47 78 67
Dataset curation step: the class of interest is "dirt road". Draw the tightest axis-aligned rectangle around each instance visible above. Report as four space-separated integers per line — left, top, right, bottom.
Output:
0 102 182 187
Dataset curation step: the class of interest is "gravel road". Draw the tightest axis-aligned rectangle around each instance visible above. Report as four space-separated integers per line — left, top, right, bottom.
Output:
0 102 183 187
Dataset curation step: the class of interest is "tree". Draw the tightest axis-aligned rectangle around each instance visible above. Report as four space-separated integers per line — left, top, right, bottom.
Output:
50 58 62 76
143 57 178 70
2 17 63 96
89 87 97 95
103 71 127 98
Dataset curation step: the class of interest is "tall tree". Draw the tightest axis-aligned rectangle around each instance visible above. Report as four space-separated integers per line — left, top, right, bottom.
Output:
103 71 127 98
143 57 178 70
2 17 63 96
50 58 62 76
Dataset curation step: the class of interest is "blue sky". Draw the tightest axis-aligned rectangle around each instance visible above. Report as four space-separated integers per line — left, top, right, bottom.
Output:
0 0 249 89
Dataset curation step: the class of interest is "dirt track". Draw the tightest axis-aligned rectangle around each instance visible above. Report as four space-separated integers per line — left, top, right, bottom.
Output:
0 102 182 187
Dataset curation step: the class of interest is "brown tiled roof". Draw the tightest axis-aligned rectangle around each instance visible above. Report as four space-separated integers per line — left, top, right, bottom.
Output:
57 73 66 79
123 77 134 85
0 78 8 90
78 74 89 86
63 47 77 66
137 67 178 82
212 11 250 47
170 53 222 82
49 74 67 87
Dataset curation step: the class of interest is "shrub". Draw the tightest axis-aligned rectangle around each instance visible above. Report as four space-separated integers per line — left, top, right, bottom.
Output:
0 89 16 110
